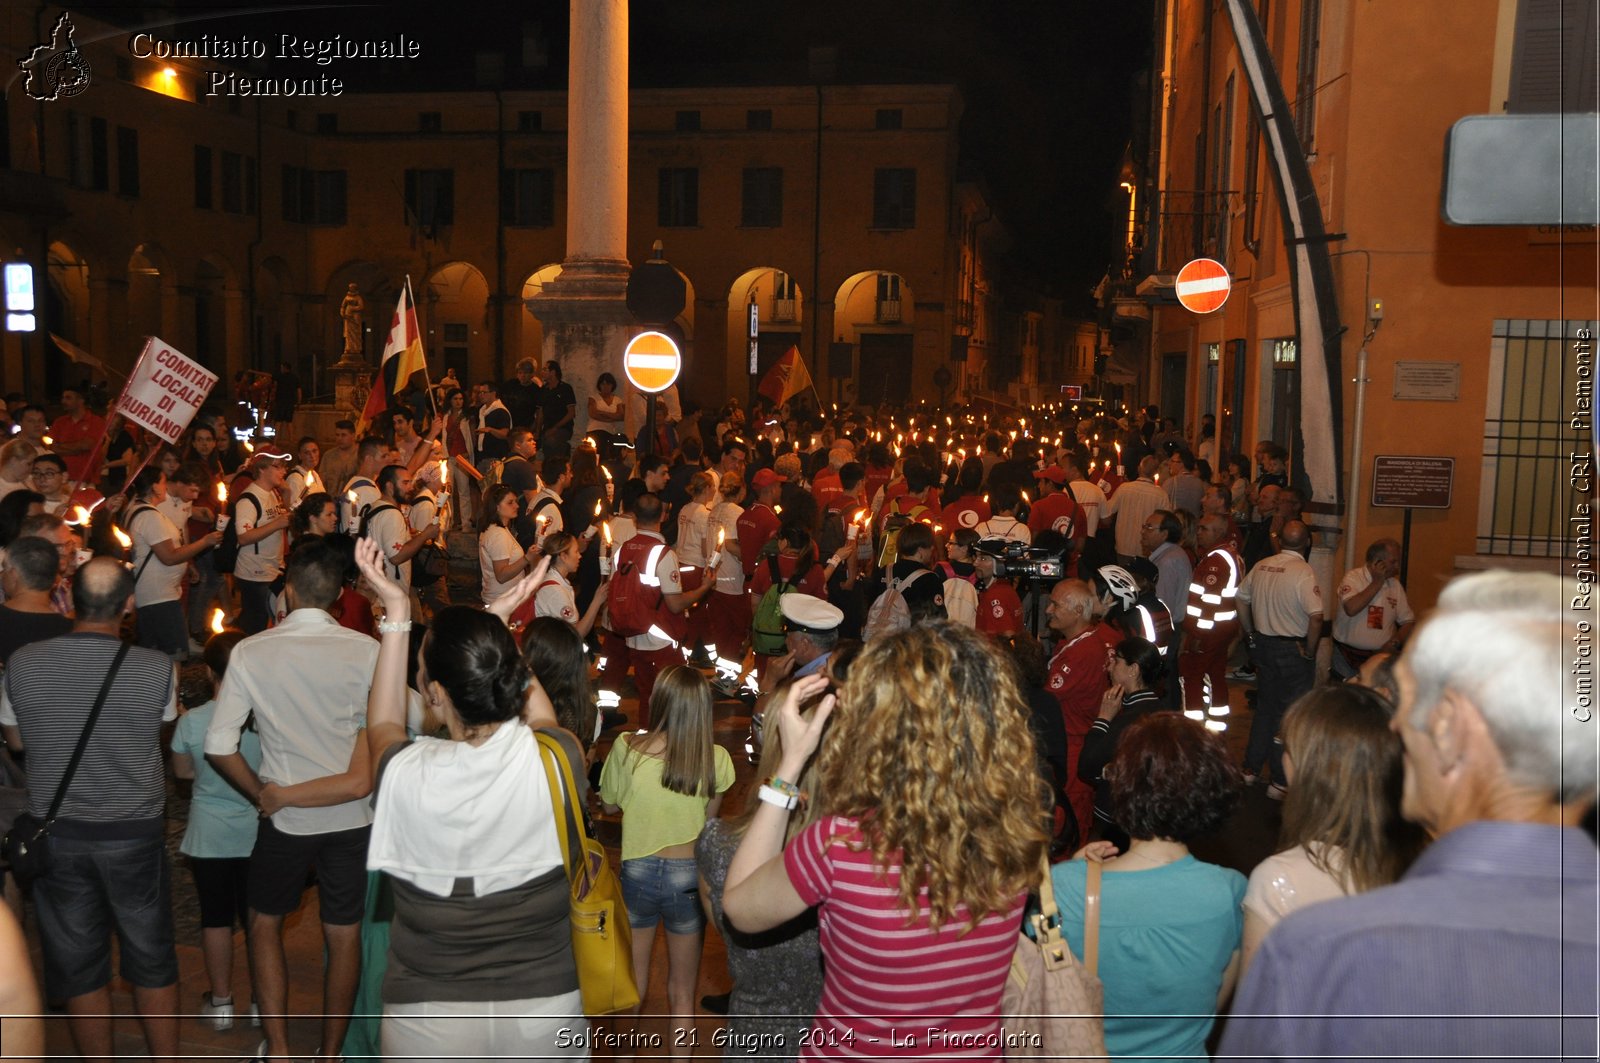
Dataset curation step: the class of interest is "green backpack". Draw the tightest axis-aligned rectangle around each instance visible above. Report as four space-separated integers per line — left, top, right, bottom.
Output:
751 554 807 655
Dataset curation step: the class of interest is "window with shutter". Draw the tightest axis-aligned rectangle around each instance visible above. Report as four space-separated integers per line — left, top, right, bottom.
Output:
658 168 699 227
1507 0 1599 113
872 168 916 229
741 167 783 227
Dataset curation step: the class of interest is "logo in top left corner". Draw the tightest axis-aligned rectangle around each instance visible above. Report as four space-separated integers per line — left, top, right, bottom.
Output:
19 12 92 102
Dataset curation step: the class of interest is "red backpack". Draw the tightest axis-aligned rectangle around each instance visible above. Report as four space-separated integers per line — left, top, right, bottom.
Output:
606 535 686 643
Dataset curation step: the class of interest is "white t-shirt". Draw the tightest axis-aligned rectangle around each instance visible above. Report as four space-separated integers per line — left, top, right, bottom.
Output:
529 487 565 538
534 569 579 625
584 393 623 435
479 524 522 606
341 475 381 535
1069 479 1107 537
711 501 745 593
677 501 711 567
367 503 412 589
410 490 442 540
624 531 683 652
1332 568 1414 650
129 504 186 606
0 477 29 502
976 515 1032 545
233 482 285 583
1237 550 1323 638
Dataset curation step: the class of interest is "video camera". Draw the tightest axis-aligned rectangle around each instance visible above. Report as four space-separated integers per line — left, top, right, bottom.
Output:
974 537 1066 581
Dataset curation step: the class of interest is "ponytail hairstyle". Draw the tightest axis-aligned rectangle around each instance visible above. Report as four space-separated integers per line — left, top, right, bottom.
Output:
422 606 531 729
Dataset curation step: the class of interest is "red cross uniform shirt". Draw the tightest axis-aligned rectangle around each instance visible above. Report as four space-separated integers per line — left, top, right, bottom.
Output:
1047 629 1110 737
941 494 992 533
1026 491 1086 551
976 579 1024 635
735 503 781 580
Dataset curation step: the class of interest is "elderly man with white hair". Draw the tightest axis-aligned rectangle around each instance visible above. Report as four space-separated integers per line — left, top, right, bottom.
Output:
1221 570 1597 1061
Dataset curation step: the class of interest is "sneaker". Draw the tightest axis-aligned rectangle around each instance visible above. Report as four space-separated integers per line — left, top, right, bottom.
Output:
1266 783 1288 801
711 676 744 699
1226 665 1256 680
200 992 235 1031
700 991 731 1015
1241 771 1258 786
685 648 716 669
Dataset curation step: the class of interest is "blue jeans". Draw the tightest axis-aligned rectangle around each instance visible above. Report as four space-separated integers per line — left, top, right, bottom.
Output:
620 856 703 934
1245 635 1316 784
32 831 178 999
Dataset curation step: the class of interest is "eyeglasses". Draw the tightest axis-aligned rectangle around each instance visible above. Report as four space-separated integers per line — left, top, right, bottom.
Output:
33 469 62 478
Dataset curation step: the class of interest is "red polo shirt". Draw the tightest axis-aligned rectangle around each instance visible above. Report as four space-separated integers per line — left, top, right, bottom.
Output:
50 410 106 482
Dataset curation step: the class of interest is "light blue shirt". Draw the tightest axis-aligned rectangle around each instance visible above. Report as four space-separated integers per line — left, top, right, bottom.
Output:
172 700 261 859
1051 855 1244 1062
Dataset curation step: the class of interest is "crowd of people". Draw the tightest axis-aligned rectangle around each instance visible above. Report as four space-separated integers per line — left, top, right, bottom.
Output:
0 369 1591 1063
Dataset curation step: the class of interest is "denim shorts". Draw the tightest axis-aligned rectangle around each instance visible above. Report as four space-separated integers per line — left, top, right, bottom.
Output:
620 856 704 934
32 832 178 1000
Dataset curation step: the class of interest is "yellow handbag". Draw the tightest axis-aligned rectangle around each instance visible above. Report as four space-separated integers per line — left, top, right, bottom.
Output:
536 731 641 1015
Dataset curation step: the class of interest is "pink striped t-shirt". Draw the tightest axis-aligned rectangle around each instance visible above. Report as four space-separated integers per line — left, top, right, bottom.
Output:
783 815 1026 1059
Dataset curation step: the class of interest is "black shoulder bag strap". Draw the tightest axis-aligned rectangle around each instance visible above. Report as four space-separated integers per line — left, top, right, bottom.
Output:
41 641 132 828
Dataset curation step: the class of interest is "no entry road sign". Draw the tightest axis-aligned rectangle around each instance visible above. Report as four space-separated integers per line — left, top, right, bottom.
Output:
1175 258 1232 314
623 330 682 394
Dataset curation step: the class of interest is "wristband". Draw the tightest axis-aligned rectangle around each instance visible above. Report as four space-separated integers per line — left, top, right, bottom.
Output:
767 775 800 796
757 784 799 811
377 619 413 635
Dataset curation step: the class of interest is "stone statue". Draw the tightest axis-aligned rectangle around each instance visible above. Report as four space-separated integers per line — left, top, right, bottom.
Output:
340 283 366 360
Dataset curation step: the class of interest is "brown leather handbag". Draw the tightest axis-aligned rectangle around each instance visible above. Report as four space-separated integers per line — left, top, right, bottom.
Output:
1001 856 1106 1060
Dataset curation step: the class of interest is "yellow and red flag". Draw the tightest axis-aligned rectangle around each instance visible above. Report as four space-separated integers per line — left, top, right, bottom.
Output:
757 345 813 406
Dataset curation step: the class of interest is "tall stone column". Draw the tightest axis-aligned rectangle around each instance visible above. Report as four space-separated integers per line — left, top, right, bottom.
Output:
529 0 634 432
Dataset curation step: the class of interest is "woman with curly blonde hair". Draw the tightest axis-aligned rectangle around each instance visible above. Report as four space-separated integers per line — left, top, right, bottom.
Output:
724 623 1048 1059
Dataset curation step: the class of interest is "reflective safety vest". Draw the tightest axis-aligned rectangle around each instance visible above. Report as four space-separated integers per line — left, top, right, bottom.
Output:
1185 545 1243 632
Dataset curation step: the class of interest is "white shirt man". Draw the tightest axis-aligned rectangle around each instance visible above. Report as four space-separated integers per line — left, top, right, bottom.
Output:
1103 457 1169 560
367 467 440 591
1333 539 1414 669
234 468 287 586
1064 459 1107 537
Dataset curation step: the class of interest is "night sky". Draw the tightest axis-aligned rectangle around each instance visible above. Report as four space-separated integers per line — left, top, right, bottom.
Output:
80 1 1151 310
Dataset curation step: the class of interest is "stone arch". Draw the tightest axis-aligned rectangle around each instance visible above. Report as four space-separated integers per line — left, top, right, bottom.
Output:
727 266 805 385
833 270 916 407
518 263 563 369
421 261 491 386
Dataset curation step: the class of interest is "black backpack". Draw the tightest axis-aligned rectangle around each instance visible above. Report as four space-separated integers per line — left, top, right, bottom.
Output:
212 492 261 575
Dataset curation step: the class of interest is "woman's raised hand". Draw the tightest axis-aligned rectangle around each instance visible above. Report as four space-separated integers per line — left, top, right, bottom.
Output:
774 672 835 779
487 554 553 625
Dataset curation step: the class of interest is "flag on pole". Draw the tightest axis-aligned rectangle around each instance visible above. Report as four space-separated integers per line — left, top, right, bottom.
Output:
359 282 428 432
757 345 813 406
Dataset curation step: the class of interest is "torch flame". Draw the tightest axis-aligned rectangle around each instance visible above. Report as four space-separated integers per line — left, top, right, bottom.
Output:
112 525 131 549
593 500 604 518
70 505 90 526
602 521 612 547
305 470 319 490
42 435 53 446
242 440 254 453
436 459 447 486
210 607 225 635
601 466 613 482
216 482 228 504
346 490 358 504
716 527 726 547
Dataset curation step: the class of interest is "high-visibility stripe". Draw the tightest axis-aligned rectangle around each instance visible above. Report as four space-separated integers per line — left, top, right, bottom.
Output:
1184 709 1205 721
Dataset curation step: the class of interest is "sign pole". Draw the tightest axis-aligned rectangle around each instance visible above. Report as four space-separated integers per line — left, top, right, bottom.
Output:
1400 507 1412 586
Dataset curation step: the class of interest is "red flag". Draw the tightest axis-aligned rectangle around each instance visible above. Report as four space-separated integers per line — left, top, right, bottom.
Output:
757 345 813 406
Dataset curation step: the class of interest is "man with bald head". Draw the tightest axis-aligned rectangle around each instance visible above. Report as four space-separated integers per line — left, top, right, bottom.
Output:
1179 514 1245 728
1 558 180 1061
1044 578 1110 845
1223 571 1596 1059
1242 482 1282 570
1236 520 1323 795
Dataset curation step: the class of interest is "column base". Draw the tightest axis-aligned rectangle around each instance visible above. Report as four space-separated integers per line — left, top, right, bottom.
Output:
528 259 636 434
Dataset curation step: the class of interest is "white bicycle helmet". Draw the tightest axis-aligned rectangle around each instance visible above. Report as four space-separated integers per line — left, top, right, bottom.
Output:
1096 564 1139 611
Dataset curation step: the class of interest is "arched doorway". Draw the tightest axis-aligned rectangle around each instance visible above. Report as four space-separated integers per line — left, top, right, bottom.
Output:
126 244 166 353
421 262 491 385
726 267 803 398
519 264 562 369
46 240 92 400
834 270 915 407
